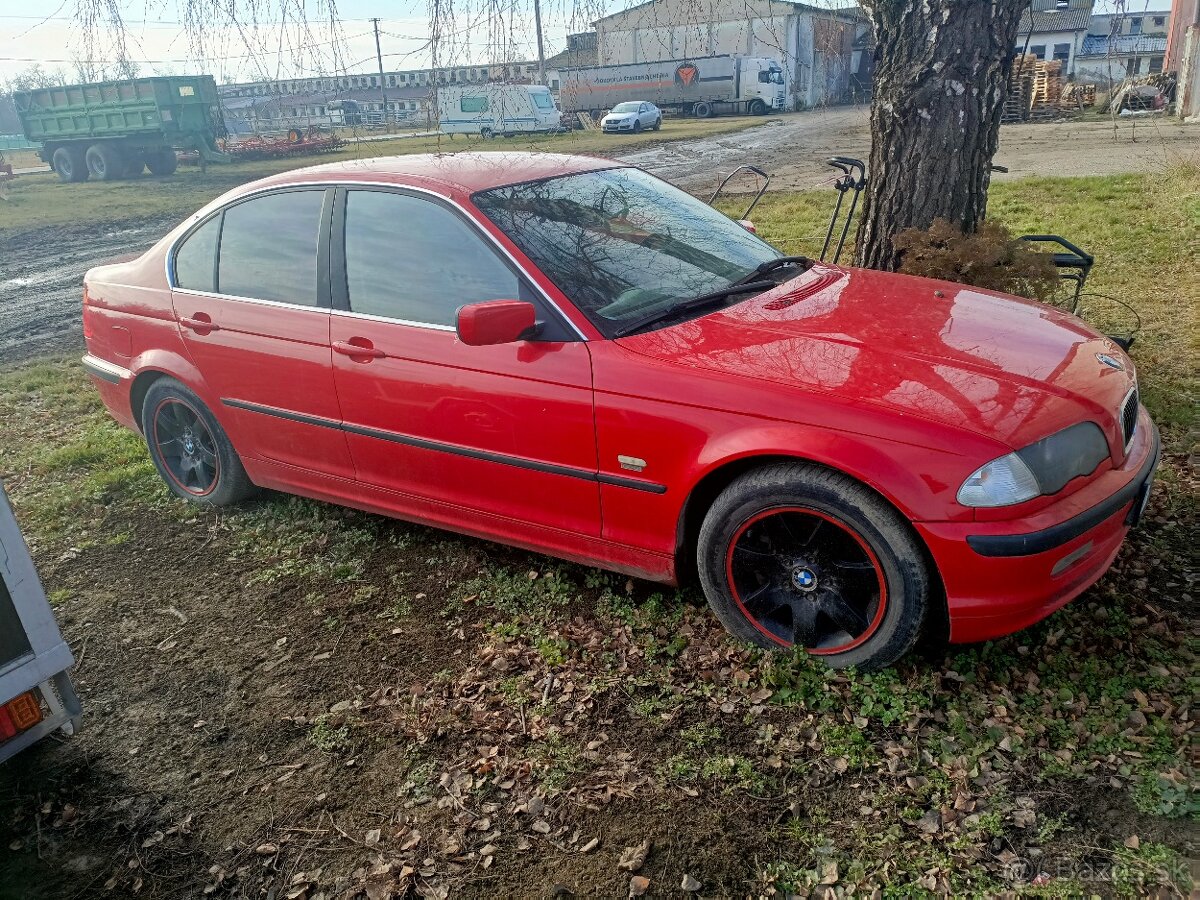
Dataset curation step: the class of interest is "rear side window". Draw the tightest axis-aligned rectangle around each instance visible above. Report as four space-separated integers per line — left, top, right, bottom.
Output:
343 190 519 326
460 96 488 113
173 215 220 291
217 190 324 305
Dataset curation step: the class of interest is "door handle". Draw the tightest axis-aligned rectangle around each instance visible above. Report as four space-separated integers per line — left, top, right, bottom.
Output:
179 314 219 333
333 339 386 359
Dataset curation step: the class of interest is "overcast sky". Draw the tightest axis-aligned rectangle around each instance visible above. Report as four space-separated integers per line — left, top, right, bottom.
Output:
0 0 1176 84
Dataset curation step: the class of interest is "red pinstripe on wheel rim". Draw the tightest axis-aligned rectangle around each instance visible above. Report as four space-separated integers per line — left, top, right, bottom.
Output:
724 506 887 654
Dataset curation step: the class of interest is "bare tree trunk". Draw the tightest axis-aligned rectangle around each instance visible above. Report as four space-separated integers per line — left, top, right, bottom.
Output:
854 1 1029 271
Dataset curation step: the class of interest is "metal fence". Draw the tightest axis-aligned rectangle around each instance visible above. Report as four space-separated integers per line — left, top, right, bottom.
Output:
0 134 40 150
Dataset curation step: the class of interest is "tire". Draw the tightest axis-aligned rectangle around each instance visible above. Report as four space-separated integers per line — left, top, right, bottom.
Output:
85 143 125 181
697 463 929 671
141 378 258 506
748 99 767 116
693 101 713 118
480 127 494 140
123 152 146 177
51 145 88 183
145 147 178 176
632 120 642 133
652 117 662 131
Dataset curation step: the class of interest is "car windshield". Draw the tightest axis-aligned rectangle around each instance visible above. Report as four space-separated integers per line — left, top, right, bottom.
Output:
611 102 641 113
473 167 782 337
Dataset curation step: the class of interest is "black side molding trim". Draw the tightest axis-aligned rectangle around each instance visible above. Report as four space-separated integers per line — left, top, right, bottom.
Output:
967 422 1160 558
221 398 667 495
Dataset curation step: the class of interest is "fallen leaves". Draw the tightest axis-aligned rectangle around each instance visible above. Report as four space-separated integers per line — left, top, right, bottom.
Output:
617 838 652 873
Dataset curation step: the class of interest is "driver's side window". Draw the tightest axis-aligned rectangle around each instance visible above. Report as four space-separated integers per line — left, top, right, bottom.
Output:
342 190 519 327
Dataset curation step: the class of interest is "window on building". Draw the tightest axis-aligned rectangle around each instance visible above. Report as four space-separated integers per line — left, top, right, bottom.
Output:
1052 42 1070 64
1148 56 1164 73
1129 17 1142 35
1152 16 1165 27
1030 44 1046 59
1126 57 1138 75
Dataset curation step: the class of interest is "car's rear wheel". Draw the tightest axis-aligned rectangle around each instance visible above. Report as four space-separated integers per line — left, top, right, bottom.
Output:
697 463 928 670
652 117 662 131
141 379 257 505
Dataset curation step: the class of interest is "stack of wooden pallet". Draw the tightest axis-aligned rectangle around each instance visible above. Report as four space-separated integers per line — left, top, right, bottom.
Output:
1002 55 1038 122
1028 59 1064 119
1061 82 1097 107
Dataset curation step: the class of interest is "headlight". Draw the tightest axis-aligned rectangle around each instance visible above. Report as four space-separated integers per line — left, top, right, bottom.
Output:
957 453 1040 508
957 422 1110 507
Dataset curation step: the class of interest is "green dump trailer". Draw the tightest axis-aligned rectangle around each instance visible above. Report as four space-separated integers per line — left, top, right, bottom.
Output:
13 74 228 183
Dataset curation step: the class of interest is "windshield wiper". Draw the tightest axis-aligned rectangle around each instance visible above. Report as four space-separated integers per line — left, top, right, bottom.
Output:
728 255 812 288
612 280 777 338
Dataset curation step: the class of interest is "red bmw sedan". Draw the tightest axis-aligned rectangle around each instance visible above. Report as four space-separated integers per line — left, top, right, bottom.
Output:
81 153 1158 670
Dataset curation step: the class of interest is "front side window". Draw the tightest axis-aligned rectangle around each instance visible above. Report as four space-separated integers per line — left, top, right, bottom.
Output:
473 167 781 337
532 91 555 110
460 95 488 113
174 215 220 291
343 190 519 326
218 190 324 305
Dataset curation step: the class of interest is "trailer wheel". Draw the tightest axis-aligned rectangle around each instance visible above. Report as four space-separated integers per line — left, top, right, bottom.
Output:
85 143 125 181
479 127 494 140
748 99 768 116
694 101 713 118
146 148 178 176
51 146 88 183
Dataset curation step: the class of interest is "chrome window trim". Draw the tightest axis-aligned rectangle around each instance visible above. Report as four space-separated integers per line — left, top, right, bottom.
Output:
330 307 457 332
172 286 327 314
165 178 589 341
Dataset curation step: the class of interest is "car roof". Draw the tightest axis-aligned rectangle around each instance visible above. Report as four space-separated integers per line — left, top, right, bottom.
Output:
247 151 622 196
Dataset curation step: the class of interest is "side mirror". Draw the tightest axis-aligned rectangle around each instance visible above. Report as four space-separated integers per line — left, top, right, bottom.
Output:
456 300 538 346
738 219 757 233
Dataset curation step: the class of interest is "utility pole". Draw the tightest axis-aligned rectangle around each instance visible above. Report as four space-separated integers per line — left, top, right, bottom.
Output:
532 0 547 86
371 17 388 129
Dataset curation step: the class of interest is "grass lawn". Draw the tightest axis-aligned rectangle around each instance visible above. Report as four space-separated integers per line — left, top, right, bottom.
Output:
0 115 761 236
0 169 1195 898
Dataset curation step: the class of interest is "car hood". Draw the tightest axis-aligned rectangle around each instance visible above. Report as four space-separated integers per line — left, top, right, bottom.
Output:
614 264 1136 453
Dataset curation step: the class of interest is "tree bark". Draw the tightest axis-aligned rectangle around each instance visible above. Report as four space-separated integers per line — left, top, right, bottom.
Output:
854 1 1029 271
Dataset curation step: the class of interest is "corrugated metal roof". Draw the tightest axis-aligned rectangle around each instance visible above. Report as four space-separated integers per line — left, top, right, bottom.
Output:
1079 33 1169 56
1018 8 1092 33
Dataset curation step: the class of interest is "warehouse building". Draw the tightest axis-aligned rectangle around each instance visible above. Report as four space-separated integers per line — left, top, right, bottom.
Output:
591 0 865 109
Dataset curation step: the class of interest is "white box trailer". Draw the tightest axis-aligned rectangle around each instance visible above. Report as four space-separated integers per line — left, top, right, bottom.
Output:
560 55 786 119
0 482 81 763
436 83 562 137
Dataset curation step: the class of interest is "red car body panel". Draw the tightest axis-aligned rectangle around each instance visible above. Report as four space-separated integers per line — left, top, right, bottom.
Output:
79 152 1158 644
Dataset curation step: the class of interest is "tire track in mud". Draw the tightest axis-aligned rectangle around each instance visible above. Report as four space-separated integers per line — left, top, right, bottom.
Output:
0 216 177 367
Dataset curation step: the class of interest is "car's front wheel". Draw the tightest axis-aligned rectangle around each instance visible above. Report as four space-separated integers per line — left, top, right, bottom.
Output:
697 463 928 670
141 379 258 505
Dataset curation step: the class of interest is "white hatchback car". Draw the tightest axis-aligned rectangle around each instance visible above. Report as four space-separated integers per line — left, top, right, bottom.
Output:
601 101 662 133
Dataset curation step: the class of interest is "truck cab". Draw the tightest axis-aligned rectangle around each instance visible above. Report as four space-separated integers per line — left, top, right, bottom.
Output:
744 58 787 112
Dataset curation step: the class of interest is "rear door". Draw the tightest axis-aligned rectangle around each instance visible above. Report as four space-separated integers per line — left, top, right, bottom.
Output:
327 187 601 536
170 187 354 479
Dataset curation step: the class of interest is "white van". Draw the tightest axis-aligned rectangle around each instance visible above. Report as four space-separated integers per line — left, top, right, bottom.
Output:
437 83 561 137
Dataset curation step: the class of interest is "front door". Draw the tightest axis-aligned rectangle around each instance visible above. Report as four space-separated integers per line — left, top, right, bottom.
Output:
328 187 600 536
169 187 354 479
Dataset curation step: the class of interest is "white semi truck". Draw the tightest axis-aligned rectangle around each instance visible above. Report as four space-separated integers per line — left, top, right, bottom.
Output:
560 55 786 119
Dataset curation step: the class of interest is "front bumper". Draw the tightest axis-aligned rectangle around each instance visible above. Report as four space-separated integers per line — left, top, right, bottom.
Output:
602 122 636 132
918 408 1159 643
